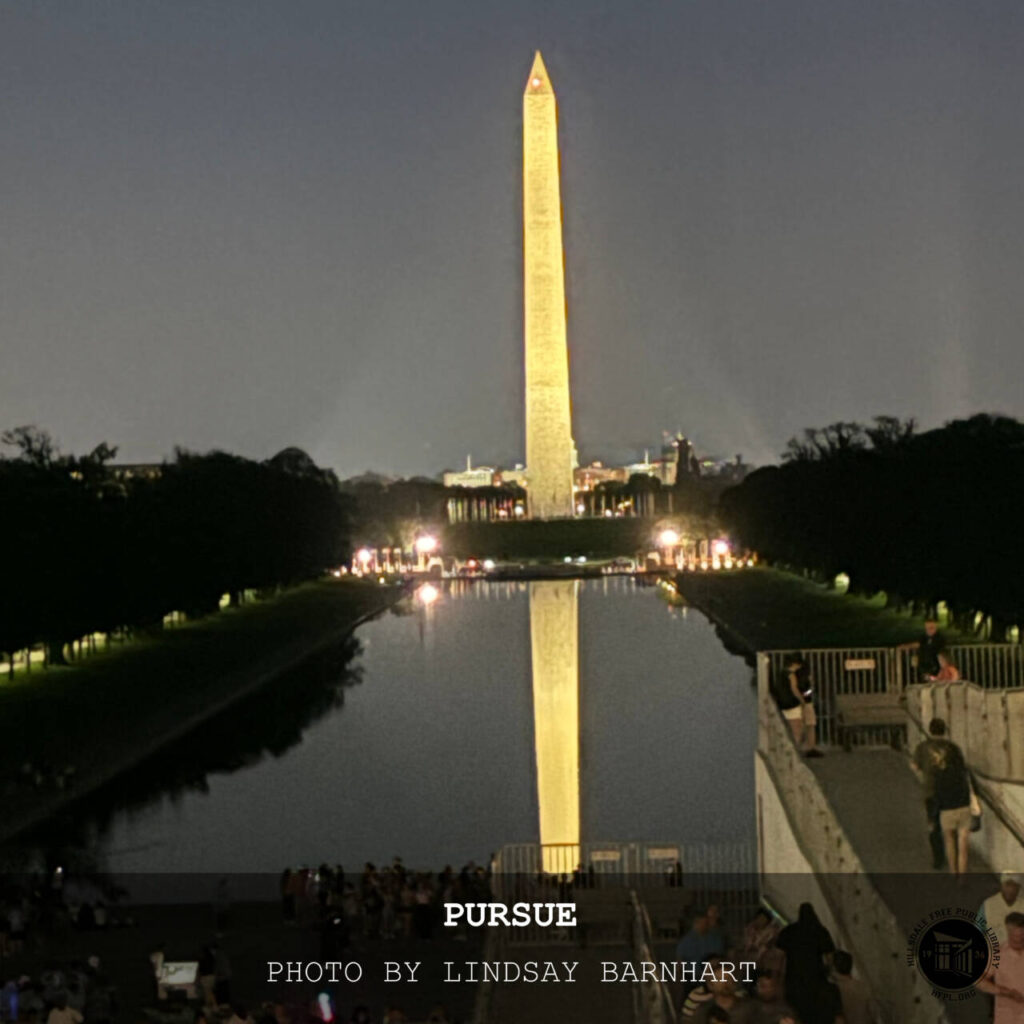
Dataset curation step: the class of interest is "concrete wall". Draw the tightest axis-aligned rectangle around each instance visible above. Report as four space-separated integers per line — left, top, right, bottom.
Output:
756 657 947 1024
908 681 1024 781
905 683 1024 872
755 754 842 936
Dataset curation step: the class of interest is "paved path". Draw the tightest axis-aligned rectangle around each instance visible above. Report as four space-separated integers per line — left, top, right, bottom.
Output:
809 749 996 1022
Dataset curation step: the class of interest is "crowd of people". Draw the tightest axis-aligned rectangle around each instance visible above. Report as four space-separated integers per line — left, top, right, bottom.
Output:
4 849 1022 1023
675 901 880 1024
0 961 119 1024
0 858 493 1024
278 859 493 948
0 875 124 1024
0 868 134 1024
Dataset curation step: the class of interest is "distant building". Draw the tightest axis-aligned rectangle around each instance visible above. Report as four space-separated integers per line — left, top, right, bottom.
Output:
440 433 748 510
573 461 628 491
443 455 495 489
623 450 677 487
495 464 528 488
668 434 698 481
697 454 750 482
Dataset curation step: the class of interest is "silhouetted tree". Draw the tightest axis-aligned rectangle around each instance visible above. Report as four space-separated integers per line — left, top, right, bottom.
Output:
721 414 1024 636
0 432 352 673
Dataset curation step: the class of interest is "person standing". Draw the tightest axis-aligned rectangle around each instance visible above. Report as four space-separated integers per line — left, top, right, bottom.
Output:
740 909 781 972
977 913 1024 1023
898 619 947 681
676 906 728 973
198 943 217 1010
913 718 973 878
775 903 837 1024
777 653 822 757
981 873 1024 950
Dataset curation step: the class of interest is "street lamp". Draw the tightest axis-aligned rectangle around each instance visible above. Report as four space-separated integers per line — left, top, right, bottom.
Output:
415 534 439 572
657 529 681 570
712 539 730 570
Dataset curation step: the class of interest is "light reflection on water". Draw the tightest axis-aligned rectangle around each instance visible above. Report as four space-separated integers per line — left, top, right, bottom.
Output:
23 578 756 875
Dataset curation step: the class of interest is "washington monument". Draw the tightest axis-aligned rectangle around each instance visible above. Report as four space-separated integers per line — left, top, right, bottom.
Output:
523 52 575 519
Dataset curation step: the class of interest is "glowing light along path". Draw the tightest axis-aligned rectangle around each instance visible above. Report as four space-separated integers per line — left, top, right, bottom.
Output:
528 580 581 872
523 51 575 519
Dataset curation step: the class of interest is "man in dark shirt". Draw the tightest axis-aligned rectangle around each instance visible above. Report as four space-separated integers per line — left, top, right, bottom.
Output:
913 718 973 876
898 619 946 681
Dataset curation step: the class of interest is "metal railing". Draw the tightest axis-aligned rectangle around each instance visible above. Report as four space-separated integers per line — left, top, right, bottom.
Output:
469 925 501 1024
493 840 755 886
913 643 1024 690
764 647 894 748
755 655 938 1024
492 841 758 948
765 643 1024 747
630 892 677 1024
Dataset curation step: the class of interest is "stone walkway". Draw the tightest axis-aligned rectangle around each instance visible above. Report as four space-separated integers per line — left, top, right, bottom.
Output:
808 748 997 1023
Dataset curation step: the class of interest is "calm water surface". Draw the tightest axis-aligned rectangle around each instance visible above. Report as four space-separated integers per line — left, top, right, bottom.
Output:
48 578 756 874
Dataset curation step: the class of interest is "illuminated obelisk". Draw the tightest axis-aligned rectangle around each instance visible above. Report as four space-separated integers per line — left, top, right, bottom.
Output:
529 579 580 872
523 52 575 519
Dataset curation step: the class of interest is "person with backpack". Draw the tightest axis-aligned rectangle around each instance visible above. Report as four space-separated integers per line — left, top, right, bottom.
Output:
913 718 973 878
775 653 822 757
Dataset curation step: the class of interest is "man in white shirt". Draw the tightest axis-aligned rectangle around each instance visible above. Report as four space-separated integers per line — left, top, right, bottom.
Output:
978 913 1024 1024
981 873 1024 950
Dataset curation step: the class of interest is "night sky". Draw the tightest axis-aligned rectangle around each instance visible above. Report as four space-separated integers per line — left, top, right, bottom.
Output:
3 0 1023 476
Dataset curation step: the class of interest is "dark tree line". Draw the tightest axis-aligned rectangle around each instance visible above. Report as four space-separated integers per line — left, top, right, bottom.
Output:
719 414 1024 636
0 429 352 672
340 475 454 546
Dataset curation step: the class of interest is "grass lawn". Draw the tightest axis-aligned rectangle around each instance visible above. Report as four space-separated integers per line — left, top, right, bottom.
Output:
0 577 401 840
675 567 963 652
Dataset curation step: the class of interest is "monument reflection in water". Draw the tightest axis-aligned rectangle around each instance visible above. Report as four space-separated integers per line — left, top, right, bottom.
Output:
528 579 580 871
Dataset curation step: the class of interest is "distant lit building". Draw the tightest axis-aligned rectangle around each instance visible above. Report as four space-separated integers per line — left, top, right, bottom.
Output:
443 456 495 489
440 433 749 519
573 461 627 491
697 454 750 482
623 450 677 487
496 464 528 487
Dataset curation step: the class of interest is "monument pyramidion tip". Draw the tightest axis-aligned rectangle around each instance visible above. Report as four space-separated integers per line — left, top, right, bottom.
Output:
525 51 553 95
